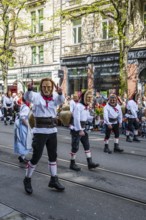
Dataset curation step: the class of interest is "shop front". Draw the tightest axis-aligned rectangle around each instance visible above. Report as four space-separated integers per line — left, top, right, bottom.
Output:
94 65 120 95
139 68 146 96
61 49 146 97
68 68 87 95
22 71 52 92
61 53 120 96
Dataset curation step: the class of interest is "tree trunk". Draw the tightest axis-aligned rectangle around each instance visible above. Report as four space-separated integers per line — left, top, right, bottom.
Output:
119 37 129 96
1 62 8 93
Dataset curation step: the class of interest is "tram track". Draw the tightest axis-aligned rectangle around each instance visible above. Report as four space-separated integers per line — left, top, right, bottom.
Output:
0 125 146 211
0 158 146 207
1 132 146 159
0 142 145 183
0 143 146 182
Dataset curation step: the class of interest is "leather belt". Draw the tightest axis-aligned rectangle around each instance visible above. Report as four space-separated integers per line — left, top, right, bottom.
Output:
35 117 57 128
6 104 11 107
80 121 86 128
109 118 118 123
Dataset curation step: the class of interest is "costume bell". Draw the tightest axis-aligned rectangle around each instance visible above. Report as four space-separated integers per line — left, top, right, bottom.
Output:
70 90 99 171
23 78 65 194
103 94 123 154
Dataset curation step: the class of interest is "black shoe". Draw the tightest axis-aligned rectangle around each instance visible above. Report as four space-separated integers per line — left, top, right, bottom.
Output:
114 148 124 153
18 156 24 163
4 122 7 125
87 158 99 170
104 144 112 154
23 177 33 195
70 160 81 171
18 156 28 164
48 176 65 191
126 136 133 142
133 136 140 142
114 144 124 153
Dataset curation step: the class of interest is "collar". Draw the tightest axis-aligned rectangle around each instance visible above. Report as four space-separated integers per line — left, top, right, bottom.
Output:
42 95 53 107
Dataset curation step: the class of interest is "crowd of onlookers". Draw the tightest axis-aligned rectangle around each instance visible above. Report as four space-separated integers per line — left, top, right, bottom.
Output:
0 91 30 125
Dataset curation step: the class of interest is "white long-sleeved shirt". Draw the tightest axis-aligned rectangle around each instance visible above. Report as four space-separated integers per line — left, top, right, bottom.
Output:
19 104 30 120
70 99 78 113
126 100 138 119
73 103 93 131
3 96 13 108
24 91 65 134
104 103 123 125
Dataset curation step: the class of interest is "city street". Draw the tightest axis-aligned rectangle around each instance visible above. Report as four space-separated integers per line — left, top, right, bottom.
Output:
0 122 146 220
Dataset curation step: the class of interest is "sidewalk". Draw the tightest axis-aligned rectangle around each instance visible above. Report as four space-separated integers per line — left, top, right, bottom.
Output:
0 203 35 220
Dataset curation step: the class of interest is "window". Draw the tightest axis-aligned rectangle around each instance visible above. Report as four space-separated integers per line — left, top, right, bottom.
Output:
38 9 43 32
72 19 81 44
144 4 146 27
31 11 36 34
39 45 44 64
31 45 44 65
31 9 44 34
32 47 37 64
102 19 114 39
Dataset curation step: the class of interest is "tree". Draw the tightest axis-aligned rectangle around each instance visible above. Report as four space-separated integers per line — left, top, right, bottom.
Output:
101 0 145 96
0 0 28 92
61 0 145 96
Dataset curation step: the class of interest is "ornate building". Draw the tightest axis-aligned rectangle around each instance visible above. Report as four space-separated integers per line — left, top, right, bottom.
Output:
0 0 146 97
60 0 146 97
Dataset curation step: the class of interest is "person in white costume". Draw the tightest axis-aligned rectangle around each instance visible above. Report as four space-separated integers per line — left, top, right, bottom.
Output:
69 90 99 171
3 90 14 125
14 96 32 163
126 93 140 142
23 78 65 195
103 94 123 154
69 92 80 130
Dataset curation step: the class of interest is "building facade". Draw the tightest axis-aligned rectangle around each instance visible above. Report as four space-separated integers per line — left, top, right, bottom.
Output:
0 0 146 97
60 0 146 97
0 0 62 93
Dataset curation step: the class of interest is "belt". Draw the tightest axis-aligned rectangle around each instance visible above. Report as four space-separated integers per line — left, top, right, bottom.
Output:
80 121 86 128
109 118 118 123
6 104 11 107
34 117 57 128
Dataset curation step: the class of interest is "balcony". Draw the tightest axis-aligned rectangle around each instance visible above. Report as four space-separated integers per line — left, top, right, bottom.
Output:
62 39 119 57
68 0 82 5
27 0 46 7
63 0 83 10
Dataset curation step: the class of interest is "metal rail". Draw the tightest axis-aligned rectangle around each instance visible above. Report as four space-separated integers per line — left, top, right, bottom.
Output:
0 144 146 181
0 159 146 206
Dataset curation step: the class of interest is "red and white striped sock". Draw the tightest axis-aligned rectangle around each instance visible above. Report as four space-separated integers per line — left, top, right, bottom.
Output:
85 150 91 158
25 161 36 178
70 152 76 160
48 161 57 176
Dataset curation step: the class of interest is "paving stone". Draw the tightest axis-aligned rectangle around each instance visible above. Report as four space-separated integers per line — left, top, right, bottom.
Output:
0 204 13 218
0 204 35 220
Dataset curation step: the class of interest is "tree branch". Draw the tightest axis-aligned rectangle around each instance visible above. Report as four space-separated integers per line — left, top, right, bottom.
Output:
129 28 146 48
